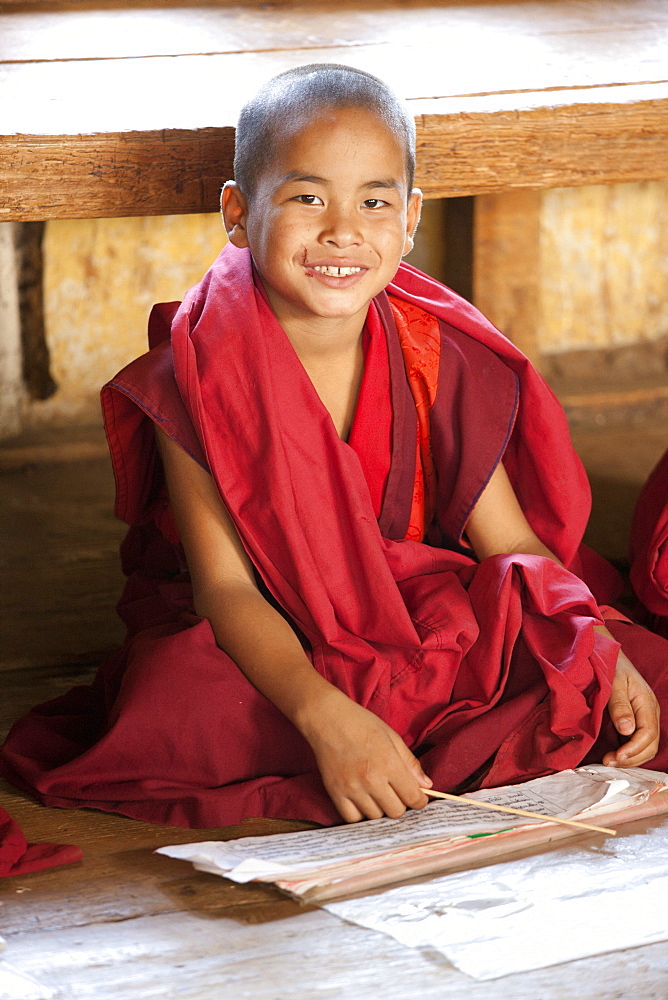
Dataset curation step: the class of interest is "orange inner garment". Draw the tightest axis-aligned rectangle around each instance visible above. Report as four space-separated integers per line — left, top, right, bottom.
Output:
388 296 441 542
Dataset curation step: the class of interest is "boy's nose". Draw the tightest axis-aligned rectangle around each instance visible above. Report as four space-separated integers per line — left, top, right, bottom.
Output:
320 207 363 247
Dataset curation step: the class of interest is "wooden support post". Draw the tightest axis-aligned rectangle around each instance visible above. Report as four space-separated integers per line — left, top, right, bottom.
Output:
409 198 448 285
473 191 542 364
409 197 473 302
0 223 24 438
16 221 56 402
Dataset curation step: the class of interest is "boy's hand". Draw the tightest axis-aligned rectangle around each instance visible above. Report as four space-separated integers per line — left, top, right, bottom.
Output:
300 689 432 823
601 645 661 768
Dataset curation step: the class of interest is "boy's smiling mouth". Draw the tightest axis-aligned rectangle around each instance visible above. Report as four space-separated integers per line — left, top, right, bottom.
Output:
303 261 369 290
312 265 363 277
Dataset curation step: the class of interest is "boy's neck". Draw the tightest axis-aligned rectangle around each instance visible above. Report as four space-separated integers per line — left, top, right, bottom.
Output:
281 312 367 362
256 273 369 361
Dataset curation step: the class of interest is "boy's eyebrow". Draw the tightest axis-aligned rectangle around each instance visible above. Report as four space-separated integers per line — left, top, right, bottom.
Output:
281 172 328 185
280 172 402 191
362 179 402 191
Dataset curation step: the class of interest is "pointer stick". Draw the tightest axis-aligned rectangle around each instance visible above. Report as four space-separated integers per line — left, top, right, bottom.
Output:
421 787 616 836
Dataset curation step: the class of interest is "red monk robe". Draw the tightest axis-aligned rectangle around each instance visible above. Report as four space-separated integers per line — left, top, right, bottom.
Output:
630 448 668 638
2 246 667 828
0 806 82 877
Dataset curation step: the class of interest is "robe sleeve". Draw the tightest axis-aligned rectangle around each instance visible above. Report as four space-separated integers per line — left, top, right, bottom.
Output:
101 336 207 526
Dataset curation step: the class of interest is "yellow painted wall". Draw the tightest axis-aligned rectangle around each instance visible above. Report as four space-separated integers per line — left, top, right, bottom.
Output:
25 213 227 427
473 179 668 364
540 181 668 353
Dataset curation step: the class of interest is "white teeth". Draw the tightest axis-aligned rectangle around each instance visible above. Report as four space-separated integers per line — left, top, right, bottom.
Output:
312 265 362 277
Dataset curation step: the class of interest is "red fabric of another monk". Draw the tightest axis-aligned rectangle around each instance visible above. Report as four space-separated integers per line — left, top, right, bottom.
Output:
0 806 82 876
630 447 668 635
1 245 666 829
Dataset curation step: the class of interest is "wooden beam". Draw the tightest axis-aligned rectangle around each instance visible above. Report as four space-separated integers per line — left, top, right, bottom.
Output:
414 86 668 199
14 221 55 399
3 87 667 222
1 2 667 219
0 128 234 221
0 224 24 436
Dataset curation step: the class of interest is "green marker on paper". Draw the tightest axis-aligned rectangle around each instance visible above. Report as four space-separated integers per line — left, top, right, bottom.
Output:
467 829 514 839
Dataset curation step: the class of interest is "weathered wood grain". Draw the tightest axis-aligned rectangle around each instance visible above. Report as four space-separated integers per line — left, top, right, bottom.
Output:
473 190 542 360
1 1 667 219
3 771 668 999
414 86 668 198
0 782 313 934
0 129 234 222
3 29 665 138
2 88 667 221
3 906 668 1000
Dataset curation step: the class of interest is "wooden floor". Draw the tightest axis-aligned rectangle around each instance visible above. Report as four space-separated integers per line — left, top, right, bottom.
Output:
2 422 668 998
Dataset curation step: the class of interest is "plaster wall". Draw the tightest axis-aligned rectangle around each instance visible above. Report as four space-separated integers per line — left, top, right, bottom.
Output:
24 213 227 430
540 181 668 354
474 179 668 365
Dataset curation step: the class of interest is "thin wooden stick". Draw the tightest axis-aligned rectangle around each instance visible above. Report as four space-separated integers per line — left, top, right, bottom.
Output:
421 788 616 836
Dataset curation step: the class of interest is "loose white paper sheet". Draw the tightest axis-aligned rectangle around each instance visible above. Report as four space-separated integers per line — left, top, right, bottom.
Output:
325 821 668 980
0 961 55 1000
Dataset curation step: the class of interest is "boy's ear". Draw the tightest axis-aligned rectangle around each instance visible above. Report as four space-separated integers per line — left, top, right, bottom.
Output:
221 181 250 248
403 188 422 257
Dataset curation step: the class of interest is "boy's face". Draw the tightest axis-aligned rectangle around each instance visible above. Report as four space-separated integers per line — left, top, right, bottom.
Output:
223 107 421 332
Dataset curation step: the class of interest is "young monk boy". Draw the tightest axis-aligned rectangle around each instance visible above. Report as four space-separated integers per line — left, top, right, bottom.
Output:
2 65 665 828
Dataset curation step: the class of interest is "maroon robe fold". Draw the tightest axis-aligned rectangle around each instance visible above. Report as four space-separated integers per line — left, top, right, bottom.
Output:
2 246 666 828
630 448 668 637
0 807 82 877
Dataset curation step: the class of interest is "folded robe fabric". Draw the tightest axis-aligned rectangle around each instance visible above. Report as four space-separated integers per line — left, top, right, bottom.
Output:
630 448 668 635
1 246 666 828
0 805 82 876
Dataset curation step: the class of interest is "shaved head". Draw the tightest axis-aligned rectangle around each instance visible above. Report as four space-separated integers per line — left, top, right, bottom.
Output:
233 64 416 201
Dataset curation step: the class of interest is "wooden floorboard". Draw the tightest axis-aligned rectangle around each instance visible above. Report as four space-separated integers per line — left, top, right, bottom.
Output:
4 870 668 999
1 782 312 934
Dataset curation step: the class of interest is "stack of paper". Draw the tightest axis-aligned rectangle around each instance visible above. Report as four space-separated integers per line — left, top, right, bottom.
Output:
158 765 668 903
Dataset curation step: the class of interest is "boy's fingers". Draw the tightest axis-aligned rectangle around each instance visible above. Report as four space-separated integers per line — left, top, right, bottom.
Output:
412 760 433 788
377 736 429 810
606 742 658 767
390 768 429 811
408 760 433 789
608 694 636 736
619 728 660 764
607 653 660 750
342 788 408 822
375 786 411 819
393 734 433 787
337 797 366 824
605 701 660 766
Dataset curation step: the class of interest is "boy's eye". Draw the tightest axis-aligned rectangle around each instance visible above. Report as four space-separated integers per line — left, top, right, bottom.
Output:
363 198 388 209
294 194 323 205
